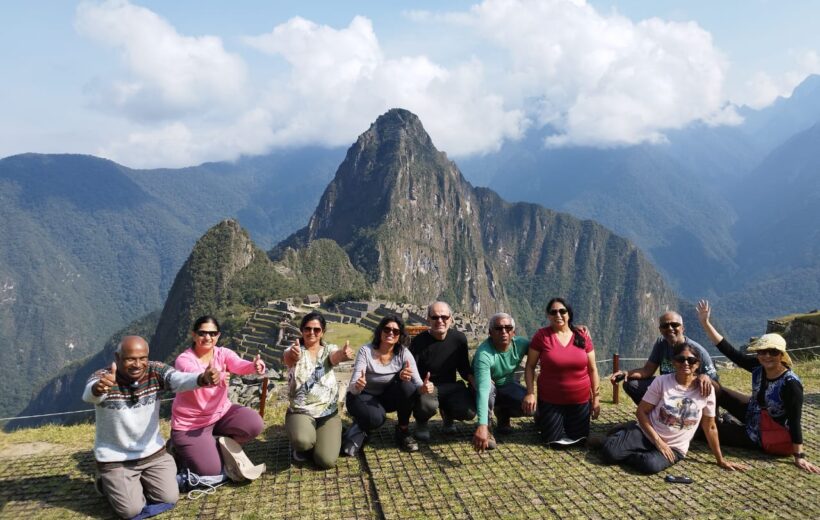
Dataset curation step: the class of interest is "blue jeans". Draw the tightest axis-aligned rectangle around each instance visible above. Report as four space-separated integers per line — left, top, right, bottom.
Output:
488 381 531 422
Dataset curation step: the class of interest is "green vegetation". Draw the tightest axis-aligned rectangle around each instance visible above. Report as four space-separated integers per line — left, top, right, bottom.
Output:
323 322 372 350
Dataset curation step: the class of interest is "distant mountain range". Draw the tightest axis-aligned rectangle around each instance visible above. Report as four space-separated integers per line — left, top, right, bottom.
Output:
0 148 343 417
458 74 820 335
3 75 819 420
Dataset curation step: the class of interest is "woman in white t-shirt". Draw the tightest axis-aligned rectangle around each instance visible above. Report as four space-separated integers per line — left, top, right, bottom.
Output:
600 343 747 474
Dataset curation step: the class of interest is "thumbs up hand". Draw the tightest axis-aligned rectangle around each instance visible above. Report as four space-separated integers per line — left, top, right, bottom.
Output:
354 368 367 392
420 371 434 395
341 340 353 361
400 360 413 382
93 362 117 396
202 360 221 386
291 340 302 362
253 353 265 375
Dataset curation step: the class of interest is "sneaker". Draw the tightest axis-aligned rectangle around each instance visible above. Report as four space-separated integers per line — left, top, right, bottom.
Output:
549 436 586 449
395 427 419 452
176 469 227 499
292 449 309 462
440 412 457 434
341 424 367 457
414 422 431 442
217 436 266 482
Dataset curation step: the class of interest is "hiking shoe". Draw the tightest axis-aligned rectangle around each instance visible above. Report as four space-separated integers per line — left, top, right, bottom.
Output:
495 413 513 435
440 412 457 434
414 422 431 442
396 427 419 453
486 432 497 450
217 436 266 482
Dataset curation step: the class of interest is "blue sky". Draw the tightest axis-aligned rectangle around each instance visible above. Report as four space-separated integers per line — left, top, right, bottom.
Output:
2 0 818 168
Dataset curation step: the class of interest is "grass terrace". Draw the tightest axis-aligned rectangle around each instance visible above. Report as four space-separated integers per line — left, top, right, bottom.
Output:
1 359 819 519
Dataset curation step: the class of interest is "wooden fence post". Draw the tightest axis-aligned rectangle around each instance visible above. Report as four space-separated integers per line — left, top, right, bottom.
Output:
258 377 269 418
612 353 620 404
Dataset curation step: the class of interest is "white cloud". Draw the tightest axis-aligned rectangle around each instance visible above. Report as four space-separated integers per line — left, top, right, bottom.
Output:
243 15 526 155
737 50 820 109
459 0 729 147
75 0 736 167
75 0 247 121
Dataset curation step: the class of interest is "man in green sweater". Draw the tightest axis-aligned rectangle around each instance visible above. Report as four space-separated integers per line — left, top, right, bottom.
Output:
472 313 533 452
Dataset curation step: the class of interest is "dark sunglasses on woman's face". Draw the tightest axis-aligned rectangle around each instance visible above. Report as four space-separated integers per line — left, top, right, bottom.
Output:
196 330 219 337
660 322 682 330
382 327 401 336
548 308 568 316
673 355 698 365
755 348 782 357
302 327 323 334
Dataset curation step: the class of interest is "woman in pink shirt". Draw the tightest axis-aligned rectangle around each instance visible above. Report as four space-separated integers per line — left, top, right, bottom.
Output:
524 298 600 445
170 315 266 481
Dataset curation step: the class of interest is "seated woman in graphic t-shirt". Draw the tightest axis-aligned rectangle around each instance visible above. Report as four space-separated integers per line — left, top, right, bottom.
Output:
600 342 747 474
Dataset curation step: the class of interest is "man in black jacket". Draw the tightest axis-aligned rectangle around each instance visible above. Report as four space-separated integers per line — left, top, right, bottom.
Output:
410 301 476 440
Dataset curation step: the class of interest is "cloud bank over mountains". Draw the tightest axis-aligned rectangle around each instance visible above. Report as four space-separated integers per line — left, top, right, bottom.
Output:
72 0 810 167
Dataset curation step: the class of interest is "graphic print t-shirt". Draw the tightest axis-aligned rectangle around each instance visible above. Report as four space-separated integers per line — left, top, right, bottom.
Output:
639 373 716 455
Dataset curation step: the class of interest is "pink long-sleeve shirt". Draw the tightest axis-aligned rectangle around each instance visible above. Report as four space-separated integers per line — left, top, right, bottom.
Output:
171 346 257 431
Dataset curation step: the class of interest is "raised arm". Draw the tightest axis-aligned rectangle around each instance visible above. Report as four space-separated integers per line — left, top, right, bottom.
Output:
696 299 758 371
696 300 724 345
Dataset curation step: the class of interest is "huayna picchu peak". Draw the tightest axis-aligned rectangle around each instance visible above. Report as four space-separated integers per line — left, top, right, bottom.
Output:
274 108 678 347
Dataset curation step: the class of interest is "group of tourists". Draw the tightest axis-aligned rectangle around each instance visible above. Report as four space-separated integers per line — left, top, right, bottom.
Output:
84 299 818 519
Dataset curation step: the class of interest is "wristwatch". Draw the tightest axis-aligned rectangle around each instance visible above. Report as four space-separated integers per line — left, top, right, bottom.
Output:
794 452 806 459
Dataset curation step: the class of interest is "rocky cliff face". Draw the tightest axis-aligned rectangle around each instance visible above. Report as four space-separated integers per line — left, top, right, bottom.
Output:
276 109 678 349
767 311 820 354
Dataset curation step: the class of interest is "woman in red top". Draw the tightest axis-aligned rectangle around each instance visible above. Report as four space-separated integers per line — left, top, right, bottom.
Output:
524 297 600 444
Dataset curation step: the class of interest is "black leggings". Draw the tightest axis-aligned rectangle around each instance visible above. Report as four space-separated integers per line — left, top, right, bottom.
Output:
714 385 758 450
601 422 684 474
536 401 590 443
346 378 418 431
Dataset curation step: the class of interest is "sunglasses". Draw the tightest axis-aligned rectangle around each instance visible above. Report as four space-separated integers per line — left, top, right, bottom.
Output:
548 308 568 316
755 348 782 357
429 315 451 322
382 327 401 336
493 325 514 332
302 327 323 334
660 322 682 330
196 330 219 338
673 355 698 365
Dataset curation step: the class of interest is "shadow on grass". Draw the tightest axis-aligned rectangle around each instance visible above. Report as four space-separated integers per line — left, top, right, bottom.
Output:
0 473 114 519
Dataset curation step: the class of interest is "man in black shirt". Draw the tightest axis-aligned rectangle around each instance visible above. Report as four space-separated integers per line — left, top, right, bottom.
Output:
411 301 476 441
